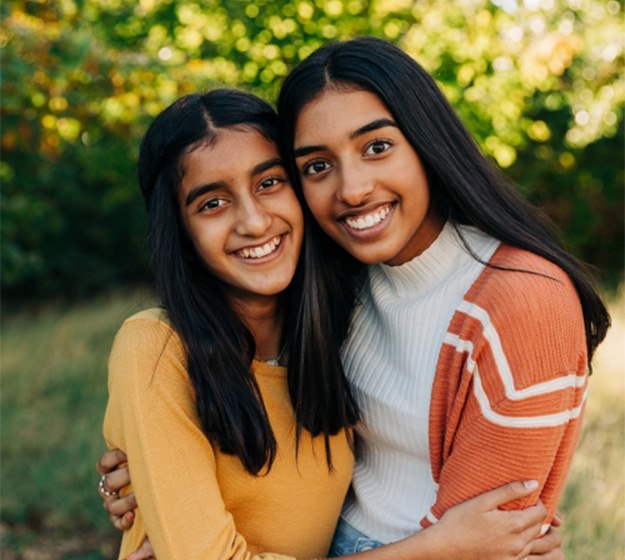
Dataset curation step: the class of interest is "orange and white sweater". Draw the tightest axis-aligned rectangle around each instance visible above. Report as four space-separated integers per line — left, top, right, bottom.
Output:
340 222 587 543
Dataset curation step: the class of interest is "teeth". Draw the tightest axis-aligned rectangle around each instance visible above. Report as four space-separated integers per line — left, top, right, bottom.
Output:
238 236 281 259
344 205 391 230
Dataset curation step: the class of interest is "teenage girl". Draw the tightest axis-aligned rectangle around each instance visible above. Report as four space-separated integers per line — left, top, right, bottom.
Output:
102 88 358 558
276 36 609 553
99 86 563 559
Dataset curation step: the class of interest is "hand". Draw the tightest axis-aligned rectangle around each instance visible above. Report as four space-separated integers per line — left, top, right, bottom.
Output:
431 480 547 560
96 448 136 530
127 538 155 560
527 526 564 559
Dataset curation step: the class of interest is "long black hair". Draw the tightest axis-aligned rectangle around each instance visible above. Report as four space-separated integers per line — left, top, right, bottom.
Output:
278 37 609 364
138 88 359 475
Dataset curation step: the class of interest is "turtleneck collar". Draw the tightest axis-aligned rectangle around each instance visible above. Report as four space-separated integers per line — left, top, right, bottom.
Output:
374 222 498 297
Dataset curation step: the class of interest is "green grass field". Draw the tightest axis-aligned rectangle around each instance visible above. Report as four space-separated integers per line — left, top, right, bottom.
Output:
1 288 624 559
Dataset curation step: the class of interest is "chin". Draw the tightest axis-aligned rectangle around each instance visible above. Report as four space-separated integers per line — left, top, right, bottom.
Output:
261 278 294 296
347 247 395 266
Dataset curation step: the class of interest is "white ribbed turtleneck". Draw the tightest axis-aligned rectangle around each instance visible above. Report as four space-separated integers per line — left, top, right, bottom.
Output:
340 222 500 543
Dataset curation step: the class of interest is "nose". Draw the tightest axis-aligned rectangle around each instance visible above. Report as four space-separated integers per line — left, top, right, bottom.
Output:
337 162 374 206
234 196 272 237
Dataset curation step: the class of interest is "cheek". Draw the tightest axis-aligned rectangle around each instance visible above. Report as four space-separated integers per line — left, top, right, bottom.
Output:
398 162 431 210
302 185 332 224
411 177 431 212
186 221 222 262
280 189 305 229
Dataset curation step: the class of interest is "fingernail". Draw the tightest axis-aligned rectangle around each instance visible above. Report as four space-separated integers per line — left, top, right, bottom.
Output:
523 479 539 490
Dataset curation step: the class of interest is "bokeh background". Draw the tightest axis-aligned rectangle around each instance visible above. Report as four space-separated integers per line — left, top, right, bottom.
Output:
1 0 623 558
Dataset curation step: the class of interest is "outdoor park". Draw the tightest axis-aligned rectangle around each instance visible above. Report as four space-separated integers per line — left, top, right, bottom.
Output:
1 0 623 558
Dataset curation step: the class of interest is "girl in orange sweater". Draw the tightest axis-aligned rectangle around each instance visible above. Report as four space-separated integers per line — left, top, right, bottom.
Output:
277 36 608 553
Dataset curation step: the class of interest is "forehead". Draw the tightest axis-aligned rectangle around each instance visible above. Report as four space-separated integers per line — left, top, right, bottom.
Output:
181 128 278 185
294 89 392 143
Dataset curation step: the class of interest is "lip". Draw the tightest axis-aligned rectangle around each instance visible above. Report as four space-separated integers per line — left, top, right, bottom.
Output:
230 234 287 264
339 202 396 238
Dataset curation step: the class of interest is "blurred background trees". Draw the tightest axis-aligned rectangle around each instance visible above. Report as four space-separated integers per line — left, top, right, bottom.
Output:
1 3 623 557
2 0 623 301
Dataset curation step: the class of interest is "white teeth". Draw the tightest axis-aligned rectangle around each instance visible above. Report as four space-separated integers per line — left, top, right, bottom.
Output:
237 236 281 259
344 205 391 230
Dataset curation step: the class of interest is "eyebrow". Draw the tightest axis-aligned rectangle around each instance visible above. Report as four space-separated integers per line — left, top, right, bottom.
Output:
185 182 222 207
293 118 398 159
251 157 283 177
350 118 398 139
184 157 284 207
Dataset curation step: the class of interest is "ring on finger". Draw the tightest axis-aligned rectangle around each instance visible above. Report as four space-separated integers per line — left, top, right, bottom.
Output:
98 474 119 498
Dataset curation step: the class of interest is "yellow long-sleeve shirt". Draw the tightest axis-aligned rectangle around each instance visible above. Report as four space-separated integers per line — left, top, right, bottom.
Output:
103 309 354 560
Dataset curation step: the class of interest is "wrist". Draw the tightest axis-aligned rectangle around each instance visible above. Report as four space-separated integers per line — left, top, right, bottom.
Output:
400 523 452 560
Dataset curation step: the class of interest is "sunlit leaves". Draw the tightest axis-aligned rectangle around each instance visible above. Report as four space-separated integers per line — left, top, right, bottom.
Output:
2 0 623 296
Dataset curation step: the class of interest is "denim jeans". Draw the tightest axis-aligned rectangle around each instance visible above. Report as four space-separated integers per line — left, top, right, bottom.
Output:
328 517 384 556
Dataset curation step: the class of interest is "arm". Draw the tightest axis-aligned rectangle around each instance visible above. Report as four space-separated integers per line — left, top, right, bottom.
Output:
337 482 557 560
98 453 562 560
103 314 294 560
425 264 587 532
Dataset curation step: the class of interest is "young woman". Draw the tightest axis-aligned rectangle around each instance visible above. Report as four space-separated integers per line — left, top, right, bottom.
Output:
102 88 361 558
276 36 610 552
100 86 563 560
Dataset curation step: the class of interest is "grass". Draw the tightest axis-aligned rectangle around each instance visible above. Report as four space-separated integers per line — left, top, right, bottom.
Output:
559 288 625 559
1 289 156 559
1 288 623 559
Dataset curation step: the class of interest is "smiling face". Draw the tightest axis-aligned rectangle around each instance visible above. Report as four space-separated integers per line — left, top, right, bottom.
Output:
178 127 303 305
293 88 443 266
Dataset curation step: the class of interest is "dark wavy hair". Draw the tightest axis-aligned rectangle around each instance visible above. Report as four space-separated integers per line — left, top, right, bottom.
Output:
138 88 359 475
278 37 609 364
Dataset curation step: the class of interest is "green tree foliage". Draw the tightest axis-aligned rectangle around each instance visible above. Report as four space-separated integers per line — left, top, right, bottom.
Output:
2 0 623 299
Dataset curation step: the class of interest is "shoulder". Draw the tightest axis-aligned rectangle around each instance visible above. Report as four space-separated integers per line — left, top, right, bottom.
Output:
469 245 582 321
455 246 587 374
122 307 173 330
108 307 187 391
113 308 180 353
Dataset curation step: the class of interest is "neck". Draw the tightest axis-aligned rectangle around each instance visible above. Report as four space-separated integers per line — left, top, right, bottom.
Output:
385 208 445 266
230 294 283 363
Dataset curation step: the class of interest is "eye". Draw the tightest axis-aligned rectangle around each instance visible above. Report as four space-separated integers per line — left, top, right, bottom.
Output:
198 198 227 212
302 160 331 176
364 139 392 156
258 176 284 191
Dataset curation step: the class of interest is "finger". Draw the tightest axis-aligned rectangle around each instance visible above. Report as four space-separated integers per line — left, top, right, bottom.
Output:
119 511 135 530
127 538 155 560
96 448 128 474
103 467 131 492
485 500 546 537
97 473 119 499
516 520 542 547
529 528 563 554
111 514 124 531
513 538 535 560
551 511 563 528
108 507 136 531
127 552 154 560
104 492 137 517
527 551 565 560
506 501 548 532
475 480 540 510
